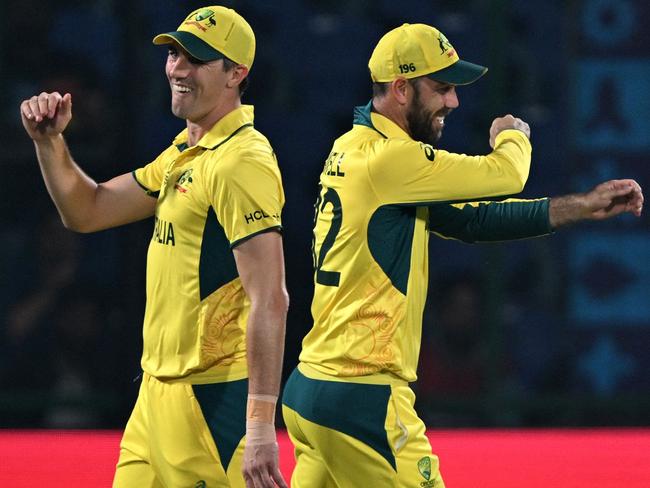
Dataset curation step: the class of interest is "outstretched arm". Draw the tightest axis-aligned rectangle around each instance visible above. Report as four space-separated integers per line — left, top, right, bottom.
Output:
428 179 643 242
548 179 643 228
233 231 289 488
20 92 156 232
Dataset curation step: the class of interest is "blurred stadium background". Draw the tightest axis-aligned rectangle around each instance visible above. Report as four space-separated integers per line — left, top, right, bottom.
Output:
1 0 648 484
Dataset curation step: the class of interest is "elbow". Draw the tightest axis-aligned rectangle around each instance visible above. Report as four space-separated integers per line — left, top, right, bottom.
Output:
513 175 527 193
508 166 529 194
252 288 289 318
60 216 95 233
275 289 290 316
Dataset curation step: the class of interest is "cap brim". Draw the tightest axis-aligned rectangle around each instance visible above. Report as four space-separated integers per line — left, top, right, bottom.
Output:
427 59 488 86
152 31 225 62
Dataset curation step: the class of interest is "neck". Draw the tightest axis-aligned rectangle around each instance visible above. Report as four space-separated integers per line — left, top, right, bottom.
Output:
372 96 409 135
186 98 242 146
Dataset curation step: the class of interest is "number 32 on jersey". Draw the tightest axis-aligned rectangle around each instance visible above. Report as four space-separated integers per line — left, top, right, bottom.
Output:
312 152 345 286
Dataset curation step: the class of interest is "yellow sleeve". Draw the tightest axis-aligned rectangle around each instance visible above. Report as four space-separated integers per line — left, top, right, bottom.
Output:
212 148 284 247
367 129 531 205
132 146 176 195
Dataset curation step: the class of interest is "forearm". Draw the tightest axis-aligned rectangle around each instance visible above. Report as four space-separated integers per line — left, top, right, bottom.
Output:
245 296 287 446
246 298 287 398
429 199 552 242
548 193 589 229
34 135 100 231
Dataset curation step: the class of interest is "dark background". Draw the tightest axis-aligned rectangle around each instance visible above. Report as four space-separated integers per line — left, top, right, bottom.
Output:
1 0 648 429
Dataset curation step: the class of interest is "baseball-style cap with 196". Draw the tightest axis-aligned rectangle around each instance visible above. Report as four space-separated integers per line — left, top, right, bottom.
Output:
153 6 255 69
368 23 487 85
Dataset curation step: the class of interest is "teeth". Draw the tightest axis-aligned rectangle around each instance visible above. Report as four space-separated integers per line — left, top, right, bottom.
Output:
173 84 191 93
436 116 445 125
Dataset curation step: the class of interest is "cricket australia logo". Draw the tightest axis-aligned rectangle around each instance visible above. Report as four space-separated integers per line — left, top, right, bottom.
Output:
184 8 216 32
418 456 431 480
174 168 193 193
437 33 456 58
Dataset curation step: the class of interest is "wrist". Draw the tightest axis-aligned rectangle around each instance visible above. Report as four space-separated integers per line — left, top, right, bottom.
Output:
246 394 278 446
33 133 64 149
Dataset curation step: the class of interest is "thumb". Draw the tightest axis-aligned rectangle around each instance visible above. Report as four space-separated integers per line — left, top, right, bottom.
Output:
60 93 72 117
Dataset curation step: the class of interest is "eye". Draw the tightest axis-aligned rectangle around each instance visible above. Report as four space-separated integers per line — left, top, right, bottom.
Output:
188 55 206 65
167 47 178 58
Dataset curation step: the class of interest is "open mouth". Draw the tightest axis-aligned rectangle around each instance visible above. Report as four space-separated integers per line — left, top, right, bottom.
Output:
172 83 192 94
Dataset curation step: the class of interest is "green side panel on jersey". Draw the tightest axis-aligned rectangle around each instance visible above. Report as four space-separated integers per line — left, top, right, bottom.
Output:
428 199 551 242
367 205 417 295
199 206 239 300
193 379 247 472
282 368 395 470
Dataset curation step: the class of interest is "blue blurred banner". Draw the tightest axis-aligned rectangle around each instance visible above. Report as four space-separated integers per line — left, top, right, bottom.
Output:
572 61 650 151
569 232 650 325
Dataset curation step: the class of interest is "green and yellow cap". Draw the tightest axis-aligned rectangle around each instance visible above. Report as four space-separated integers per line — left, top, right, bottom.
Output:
153 6 255 68
368 23 487 85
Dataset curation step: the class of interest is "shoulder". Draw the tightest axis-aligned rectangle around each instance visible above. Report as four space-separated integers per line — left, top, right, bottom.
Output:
371 137 436 167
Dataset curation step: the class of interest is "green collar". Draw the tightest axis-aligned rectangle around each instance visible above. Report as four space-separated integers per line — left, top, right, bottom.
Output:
173 105 255 152
352 101 412 140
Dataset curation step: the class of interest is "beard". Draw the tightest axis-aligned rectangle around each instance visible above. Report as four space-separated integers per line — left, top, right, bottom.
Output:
406 82 449 145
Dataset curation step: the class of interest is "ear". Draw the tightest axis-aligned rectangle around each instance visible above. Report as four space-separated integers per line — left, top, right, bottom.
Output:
226 65 249 89
389 77 410 106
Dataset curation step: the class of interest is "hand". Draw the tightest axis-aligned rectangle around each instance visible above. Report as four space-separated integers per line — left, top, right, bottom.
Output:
549 179 643 228
242 441 288 488
489 114 530 148
582 179 643 220
20 92 73 141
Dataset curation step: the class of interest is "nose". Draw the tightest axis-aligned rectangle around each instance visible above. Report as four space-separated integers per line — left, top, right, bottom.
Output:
167 53 190 79
445 87 459 108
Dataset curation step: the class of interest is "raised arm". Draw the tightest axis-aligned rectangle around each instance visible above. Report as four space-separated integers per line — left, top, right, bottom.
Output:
233 231 289 488
20 92 156 232
428 179 643 242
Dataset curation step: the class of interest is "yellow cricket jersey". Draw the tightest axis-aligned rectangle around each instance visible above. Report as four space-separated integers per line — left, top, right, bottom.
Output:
299 101 532 384
132 105 284 383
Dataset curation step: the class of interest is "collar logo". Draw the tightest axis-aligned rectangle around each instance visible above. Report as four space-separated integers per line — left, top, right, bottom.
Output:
418 456 432 481
437 33 455 58
184 9 216 32
174 168 194 193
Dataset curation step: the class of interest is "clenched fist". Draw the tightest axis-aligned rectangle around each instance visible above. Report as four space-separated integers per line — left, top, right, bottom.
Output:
20 92 73 142
489 114 530 148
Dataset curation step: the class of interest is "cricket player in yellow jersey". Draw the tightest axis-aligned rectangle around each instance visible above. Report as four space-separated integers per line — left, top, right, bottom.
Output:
21 6 288 488
282 23 644 487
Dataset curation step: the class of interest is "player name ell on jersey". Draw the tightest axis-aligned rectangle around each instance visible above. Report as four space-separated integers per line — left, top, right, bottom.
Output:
299 101 532 385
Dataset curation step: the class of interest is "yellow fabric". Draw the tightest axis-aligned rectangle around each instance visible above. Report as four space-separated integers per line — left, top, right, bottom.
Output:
133 105 284 381
299 108 531 384
153 6 255 68
282 384 445 487
369 23 485 83
113 374 246 488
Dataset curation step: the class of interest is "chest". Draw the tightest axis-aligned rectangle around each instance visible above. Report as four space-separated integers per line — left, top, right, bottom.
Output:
154 153 214 245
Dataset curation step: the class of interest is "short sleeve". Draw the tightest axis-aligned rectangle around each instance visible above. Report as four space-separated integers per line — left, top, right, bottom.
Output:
132 146 176 196
212 149 284 247
368 129 532 205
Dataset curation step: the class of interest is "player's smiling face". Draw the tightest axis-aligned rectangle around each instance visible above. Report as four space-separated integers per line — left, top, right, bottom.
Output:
165 42 228 123
406 77 459 145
